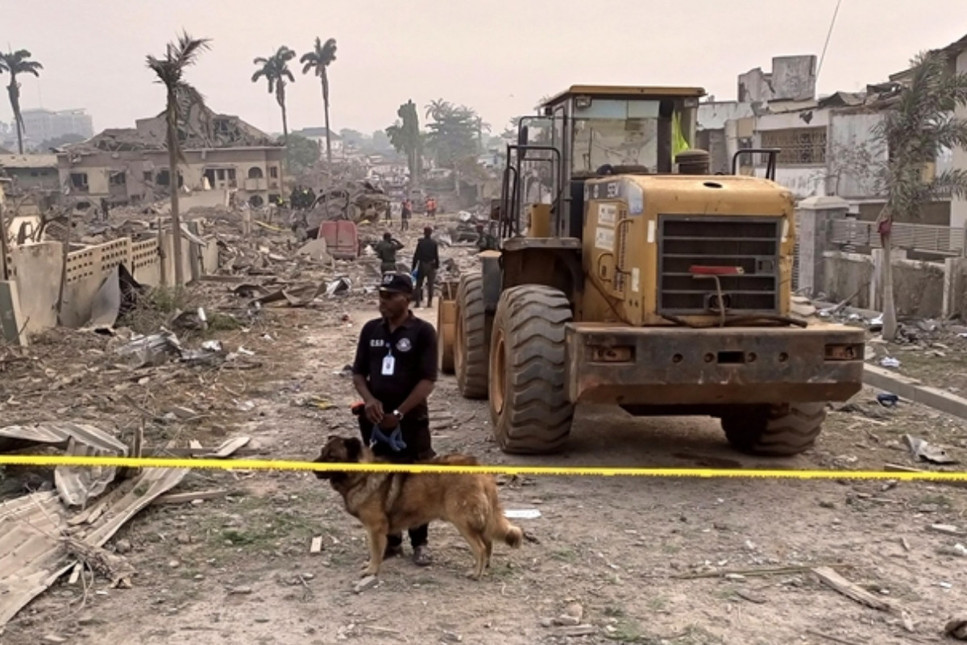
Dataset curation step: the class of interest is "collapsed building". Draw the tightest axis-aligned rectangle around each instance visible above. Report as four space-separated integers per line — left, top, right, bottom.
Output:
55 104 286 209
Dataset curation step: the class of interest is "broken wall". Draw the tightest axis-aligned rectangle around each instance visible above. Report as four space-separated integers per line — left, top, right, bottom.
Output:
822 250 949 318
892 258 944 318
771 56 817 101
9 242 62 333
9 230 212 333
822 251 874 309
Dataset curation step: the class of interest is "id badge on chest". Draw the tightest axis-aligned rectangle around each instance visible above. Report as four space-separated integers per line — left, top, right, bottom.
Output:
381 351 395 376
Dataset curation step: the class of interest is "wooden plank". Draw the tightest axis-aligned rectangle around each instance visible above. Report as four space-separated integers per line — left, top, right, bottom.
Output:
812 566 895 612
154 489 228 505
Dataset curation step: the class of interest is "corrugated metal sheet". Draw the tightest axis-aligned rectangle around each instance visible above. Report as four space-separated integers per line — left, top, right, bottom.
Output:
0 491 72 627
0 467 189 627
0 423 129 507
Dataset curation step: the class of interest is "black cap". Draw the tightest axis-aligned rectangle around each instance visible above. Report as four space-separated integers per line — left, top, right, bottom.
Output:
379 272 414 294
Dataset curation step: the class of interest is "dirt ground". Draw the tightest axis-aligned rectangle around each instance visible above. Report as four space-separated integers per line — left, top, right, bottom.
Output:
4 230 967 644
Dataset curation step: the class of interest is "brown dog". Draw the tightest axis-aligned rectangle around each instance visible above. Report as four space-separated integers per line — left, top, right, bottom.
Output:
313 435 523 579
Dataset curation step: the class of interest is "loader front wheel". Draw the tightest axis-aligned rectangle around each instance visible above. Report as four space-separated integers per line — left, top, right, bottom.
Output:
720 402 827 456
454 274 489 399
489 285 574 454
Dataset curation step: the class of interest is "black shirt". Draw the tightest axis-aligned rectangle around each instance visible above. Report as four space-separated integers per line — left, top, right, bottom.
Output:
352 312 438 418
412 237 439 268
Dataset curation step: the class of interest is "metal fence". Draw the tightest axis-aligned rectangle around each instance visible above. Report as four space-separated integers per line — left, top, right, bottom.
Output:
828 218 967 256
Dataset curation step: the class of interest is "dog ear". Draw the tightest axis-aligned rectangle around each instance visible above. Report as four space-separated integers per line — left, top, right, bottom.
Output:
344 437 363 461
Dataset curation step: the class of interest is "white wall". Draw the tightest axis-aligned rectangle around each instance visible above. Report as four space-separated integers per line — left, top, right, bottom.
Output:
953 49 967 228
772 167 826 199
827 111 886 199
754 109 829 131
697 102 754 131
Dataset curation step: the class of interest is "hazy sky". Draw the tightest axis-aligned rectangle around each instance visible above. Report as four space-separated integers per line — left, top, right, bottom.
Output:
4 0 967 139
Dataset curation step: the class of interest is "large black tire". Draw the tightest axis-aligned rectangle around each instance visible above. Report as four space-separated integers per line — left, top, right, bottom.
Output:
721 402 827 456
489 285 575 454
454 274 488 399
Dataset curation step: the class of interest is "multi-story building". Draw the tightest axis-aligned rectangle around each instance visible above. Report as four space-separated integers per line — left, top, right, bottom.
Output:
20 109 94 148
56 105 285 207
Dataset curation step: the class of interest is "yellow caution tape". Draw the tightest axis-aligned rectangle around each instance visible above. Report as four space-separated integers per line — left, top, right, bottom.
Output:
1 454 966 482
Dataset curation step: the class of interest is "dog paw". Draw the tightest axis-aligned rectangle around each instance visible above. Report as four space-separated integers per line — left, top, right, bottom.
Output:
465 569 482 581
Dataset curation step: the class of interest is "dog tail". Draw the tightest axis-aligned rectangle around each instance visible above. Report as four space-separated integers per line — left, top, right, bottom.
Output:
489 493 523 548
499 519 524 549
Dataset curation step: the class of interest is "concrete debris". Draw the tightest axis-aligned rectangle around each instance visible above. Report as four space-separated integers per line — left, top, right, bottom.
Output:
904 434 958 465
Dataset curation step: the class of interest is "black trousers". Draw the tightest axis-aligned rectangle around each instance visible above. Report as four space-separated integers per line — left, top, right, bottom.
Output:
414 262 437 306
358 412 435 548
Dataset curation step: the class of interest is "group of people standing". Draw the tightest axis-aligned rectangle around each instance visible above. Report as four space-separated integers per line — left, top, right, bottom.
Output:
390 196 438 232
374 226 440 308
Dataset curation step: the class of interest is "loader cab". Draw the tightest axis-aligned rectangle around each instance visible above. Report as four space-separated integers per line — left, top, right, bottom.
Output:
499 85 705 240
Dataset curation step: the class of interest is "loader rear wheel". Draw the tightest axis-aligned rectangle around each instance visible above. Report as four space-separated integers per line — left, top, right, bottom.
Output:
720 402 827 456
454 274 488 399
489 285 574 454
437 299 456 374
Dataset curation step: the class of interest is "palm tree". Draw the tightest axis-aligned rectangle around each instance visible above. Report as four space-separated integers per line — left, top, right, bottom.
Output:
424 98 452 122
146 31 211 288
874 50 967 340
300 37 337 166
252 46 296 144
0 50 43 154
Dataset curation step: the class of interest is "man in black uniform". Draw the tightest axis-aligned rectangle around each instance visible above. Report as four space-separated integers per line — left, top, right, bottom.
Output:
411 226 439 308
351 272 438 566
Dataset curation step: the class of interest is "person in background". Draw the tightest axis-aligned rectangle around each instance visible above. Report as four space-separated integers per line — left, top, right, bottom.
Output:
425 196 437 218
375 232 404 274
351 272 438 567
401 198 411 231
411 226 439 308
475 223 499 252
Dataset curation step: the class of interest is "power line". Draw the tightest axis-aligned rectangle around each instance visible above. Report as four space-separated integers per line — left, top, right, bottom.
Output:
816 0 844 84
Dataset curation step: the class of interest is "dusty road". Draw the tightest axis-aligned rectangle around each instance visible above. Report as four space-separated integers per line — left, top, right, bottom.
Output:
3 298 967 645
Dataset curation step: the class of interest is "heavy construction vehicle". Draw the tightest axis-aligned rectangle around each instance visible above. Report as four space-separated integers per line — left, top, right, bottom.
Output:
436 85 865 456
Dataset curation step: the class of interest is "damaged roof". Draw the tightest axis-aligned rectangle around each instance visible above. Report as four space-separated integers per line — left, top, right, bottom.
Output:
63 104 281 155
0 154 59 169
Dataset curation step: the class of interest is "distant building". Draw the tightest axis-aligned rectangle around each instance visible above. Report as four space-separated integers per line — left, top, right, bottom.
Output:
21 108 94 148
291 127 343 154
57 105 285 207
0 153 61 210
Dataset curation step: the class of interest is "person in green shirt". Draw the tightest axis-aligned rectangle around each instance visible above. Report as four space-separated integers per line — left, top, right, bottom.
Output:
475 224 499 252
375 232 404 274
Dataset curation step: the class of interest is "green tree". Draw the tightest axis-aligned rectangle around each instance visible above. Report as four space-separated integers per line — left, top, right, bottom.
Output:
386 100 423 181
874 50 967 340
423 100 479 168
0 49 43 154
147 31 211 288
252 46 296 144
300 37 337 165
285 133 320 174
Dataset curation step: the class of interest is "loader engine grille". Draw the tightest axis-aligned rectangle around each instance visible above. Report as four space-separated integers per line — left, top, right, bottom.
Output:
657 215 782 315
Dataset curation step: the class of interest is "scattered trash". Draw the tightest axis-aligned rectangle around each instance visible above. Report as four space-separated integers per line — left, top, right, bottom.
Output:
504 509 542 519
876 392 899 407
905 434 958 465
880 357 900 369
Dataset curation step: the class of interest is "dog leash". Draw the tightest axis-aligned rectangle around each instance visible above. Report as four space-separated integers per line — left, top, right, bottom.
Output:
370 424 407 452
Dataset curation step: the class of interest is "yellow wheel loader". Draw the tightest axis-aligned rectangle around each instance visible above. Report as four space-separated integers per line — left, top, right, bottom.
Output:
437 86 864 456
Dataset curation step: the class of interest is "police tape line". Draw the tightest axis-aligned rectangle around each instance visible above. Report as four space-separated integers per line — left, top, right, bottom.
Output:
1 454 966 482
